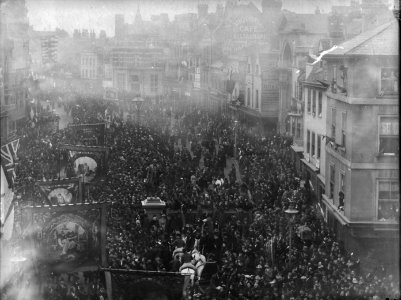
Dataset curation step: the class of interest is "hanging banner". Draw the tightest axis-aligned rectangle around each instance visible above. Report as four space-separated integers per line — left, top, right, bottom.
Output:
36 178 80 205
60 144 109 182
19 203 107 272
67 123 106 146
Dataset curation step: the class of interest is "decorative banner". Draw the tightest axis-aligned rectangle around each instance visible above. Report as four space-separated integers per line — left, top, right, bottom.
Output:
60 144 109 182
19 203 107 271
36 178 80 205
67 123 106 146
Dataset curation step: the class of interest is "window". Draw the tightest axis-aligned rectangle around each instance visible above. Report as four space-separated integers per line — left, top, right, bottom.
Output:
329 164 335 199
317 135 321 158
248 64 251 73
296 119 301 138
340 172 345 194
307 88 311 113
331 108 336 140
380 68 398 95
379 117 399 155
341 112 347 148
291 119 295 136
339 172 345 208
307 130 311 154
312 90 316 115
311 132 316 156
255 90 259 109
333 65 337 82
117 73 126 90
247 88 251 106
256 65 259 75
318 91 322 117
378 181 399 221
151 74 159 93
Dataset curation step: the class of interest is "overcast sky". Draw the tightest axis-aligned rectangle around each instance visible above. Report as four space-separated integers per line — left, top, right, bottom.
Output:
24 0 392 37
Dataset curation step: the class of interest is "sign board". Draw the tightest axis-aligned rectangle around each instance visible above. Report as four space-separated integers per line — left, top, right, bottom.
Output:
104 88 118 101
221 9 267 55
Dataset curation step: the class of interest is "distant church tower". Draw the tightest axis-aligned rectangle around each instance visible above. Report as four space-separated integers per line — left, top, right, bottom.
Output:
134 4 143 26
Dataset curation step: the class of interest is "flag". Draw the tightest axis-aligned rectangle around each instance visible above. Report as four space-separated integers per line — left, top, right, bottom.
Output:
0 138 20 188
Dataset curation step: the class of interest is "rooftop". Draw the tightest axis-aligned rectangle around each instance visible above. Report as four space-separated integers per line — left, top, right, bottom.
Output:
279 11 329 35
326 21 399 56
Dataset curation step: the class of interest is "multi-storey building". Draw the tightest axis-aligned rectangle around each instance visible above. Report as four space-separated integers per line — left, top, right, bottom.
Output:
278 11 329 134
301 62 329 204
0 0 30 141
321 21 398 271
1 0 30 243
81 50 101 80
111 45 165 102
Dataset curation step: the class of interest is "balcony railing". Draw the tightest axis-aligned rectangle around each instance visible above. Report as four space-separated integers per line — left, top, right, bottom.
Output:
0 104 16 115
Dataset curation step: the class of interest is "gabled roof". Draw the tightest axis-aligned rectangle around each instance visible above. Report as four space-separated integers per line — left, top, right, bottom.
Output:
279 11 329 35
304 64 326 85
326 21 398 56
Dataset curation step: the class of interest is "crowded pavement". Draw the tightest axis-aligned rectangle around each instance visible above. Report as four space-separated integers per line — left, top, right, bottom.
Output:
1 95 397 300
0 1 399 299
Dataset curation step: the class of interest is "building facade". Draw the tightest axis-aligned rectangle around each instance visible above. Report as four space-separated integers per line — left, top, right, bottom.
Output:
301 63 329 204
0 0 30 142
80 51 100 80
321 22 399 272
111 46 165 101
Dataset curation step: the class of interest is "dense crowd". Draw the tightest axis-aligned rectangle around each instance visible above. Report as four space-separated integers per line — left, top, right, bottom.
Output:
9 97 399 300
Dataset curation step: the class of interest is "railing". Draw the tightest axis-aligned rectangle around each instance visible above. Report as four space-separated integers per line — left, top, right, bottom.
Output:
0 104 16 115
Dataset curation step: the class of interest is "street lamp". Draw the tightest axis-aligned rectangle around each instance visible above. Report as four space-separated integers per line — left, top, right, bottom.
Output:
79 174 85 203
131 97 144 125
234 120 238 159
285 205 299 266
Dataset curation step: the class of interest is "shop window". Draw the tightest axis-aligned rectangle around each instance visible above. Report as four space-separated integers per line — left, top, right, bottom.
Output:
378 181 399 222
379 117 399 155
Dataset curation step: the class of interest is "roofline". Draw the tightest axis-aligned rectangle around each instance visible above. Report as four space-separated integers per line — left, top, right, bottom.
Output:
301 81 328 89
324 54 399 59
325 22 396 57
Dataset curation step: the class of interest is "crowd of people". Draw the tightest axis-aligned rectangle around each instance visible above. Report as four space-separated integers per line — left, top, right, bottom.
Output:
7 96 399 300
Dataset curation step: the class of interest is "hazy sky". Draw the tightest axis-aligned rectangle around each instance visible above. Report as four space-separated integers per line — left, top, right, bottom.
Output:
25 0 392 37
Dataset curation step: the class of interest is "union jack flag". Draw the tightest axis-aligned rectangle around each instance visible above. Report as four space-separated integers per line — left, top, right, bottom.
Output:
1 138 20 189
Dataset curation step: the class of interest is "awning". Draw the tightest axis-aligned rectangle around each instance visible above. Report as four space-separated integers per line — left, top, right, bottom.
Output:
301 158 319 172
291 145 303 152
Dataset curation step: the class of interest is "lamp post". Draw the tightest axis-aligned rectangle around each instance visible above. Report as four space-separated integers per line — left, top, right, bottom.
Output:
285 205 299 266
234 120 238 159
131 97 144 125
79 174 85 203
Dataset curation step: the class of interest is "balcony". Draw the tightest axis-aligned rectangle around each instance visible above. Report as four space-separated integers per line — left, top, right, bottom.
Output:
0 104 16 117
